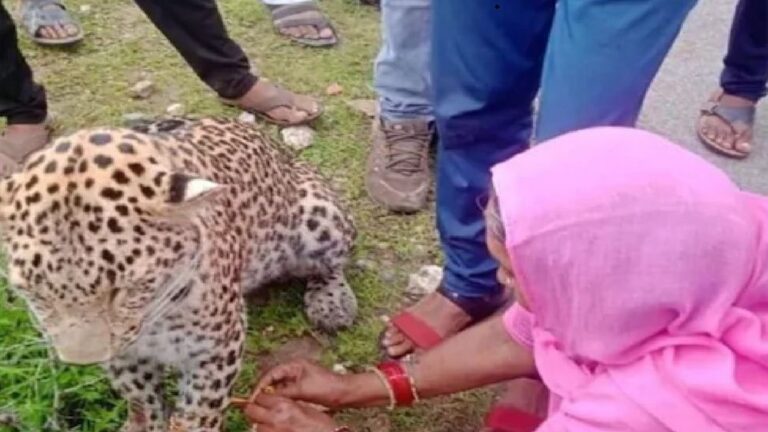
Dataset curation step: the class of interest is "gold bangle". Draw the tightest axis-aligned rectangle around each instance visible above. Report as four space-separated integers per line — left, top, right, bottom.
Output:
366 367 396 410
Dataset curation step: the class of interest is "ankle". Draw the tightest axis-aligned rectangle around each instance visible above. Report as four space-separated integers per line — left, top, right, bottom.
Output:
5 123 47 135
720 92 755 107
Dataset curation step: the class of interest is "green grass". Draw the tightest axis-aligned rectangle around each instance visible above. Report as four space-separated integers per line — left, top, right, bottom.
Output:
0 0 489 430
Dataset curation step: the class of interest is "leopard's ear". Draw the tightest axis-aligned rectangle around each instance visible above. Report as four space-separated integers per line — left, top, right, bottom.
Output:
167 173 223 205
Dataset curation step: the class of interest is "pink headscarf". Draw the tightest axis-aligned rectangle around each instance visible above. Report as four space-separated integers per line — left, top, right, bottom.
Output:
491 127 768 431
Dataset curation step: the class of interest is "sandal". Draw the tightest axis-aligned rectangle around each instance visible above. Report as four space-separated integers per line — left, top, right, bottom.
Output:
220 82 323 126
697 90 756 159
268 1 338 48
0 126 52 177
379 286 508 359
20 0 84 46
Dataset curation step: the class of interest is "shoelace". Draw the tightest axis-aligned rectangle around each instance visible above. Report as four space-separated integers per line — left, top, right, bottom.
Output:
383 125 431 176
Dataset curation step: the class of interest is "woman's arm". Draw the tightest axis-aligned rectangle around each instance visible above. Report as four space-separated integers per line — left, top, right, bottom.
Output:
337 314 536 408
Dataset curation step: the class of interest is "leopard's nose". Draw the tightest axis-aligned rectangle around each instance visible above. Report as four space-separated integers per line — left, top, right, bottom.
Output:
50 317 113 364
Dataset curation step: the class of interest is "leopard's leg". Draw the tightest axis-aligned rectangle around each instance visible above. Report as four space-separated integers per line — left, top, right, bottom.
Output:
304 269 357 332
294 172 358 332
104 356 167 432
169 322 244 431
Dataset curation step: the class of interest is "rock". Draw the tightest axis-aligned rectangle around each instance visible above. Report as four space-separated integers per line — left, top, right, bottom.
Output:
79 4 92 13
237 111 257 124
354 259 376 272
325 83 344 96
332 363 349 374
379 268 397 284
405 265 443 300
346 99 377 118
121 112 149 128
166 103 185 116
281 126 315 151
130 80 154 99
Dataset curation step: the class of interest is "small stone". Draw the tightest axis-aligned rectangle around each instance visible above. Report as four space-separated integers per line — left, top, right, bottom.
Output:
130 80 155 99
122 112 149 128
166 103 185 116
325 83 344 96
346 99 377 118
237 111 257 124
332 363 349 374
354 259 375 272
79 4 92 13
405 265 443 300
280 126 315 151
265 326 275 333
379 268 397 284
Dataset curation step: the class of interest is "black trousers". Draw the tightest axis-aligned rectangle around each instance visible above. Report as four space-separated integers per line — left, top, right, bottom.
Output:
720 0 768 102
1 0 257 125
133 0 257 100
0 1 47 125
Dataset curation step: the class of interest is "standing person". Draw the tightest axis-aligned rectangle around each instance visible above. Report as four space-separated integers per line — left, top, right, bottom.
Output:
380 0 699 360
0 1 51 176
133 0 322 126
697 0 767 159
366 0 434 213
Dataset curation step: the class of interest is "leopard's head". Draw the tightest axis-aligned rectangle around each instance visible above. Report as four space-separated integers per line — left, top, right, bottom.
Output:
0 129 223 364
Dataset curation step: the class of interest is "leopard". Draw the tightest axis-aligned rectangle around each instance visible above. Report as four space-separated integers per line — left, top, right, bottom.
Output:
0 116 358 431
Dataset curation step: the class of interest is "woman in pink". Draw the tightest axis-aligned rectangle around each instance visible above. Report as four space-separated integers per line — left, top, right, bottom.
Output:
243 127 768 432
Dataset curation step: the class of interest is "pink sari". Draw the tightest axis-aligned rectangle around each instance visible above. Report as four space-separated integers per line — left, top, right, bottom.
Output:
491 127 768 431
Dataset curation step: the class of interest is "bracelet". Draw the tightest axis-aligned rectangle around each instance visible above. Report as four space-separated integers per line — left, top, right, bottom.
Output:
366 366 396 410
377 361 416 407
401 357 421 404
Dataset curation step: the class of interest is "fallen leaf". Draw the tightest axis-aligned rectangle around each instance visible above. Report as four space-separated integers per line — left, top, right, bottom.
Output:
325 83 344 96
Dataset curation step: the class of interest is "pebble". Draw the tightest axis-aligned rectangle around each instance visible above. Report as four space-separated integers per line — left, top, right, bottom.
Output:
237 111 257 124
405 265 443 299
166 103 185 116
79 4 92 13
122 112 149 127
332 363 349 374
280 126 315 151
130 80 154 99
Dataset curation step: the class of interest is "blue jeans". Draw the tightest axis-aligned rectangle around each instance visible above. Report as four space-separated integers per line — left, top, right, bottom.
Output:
433 0 697 299
373 0 432 121
720 0 768 103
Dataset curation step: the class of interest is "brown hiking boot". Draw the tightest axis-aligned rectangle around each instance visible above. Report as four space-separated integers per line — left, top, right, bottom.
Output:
366 118 433 213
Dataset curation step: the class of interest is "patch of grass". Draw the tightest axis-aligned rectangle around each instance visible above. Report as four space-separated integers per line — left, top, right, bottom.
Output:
1 0 489 430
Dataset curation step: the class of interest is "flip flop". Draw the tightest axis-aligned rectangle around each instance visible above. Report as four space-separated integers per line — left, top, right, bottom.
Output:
697 90 756 159
220 82 323 127
20 0 84 46
379 286 508 359
268 1 338 48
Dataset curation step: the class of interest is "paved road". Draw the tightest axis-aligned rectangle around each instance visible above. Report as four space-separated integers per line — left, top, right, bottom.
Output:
640 0 767 193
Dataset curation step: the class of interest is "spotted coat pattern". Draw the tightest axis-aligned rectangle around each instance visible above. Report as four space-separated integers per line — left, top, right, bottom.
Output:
0 117 357 431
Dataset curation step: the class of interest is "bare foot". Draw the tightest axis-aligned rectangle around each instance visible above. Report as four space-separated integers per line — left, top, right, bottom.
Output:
234 80 321 125
23 1 82 44
382 292 473 358
699 92 755 155
280 25 334 41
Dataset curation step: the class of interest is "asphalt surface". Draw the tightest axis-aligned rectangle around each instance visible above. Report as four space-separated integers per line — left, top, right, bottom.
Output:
639 0 766 193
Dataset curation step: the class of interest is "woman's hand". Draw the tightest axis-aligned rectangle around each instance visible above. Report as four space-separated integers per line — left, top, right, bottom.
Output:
255 359 350 409
244 394 340 432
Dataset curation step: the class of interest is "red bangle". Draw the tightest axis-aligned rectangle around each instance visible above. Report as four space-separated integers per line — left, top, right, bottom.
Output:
377 361 415 407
